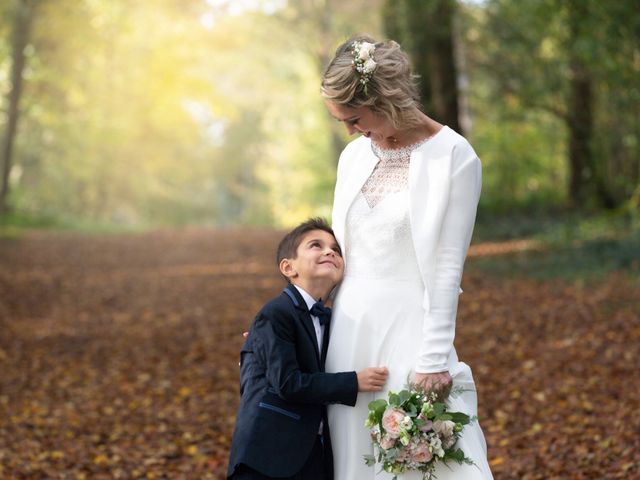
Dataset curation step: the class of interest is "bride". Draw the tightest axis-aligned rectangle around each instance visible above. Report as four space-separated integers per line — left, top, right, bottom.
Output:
321 36 494 479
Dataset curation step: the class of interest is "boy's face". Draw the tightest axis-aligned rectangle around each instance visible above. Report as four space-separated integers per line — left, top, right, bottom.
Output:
280 229 344 289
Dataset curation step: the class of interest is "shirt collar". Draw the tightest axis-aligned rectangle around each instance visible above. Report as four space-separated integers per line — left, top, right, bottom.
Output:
293 285 317 311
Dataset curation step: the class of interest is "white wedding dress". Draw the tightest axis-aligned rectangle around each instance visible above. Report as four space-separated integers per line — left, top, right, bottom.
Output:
326 139 493 479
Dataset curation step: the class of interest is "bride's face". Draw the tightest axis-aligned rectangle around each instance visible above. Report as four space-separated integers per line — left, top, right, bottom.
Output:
325 101 395 142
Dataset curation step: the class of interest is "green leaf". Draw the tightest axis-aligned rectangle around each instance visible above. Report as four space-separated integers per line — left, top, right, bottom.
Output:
449 412 471 424
386 447 400 460
444 448 466 463
397 389 412 406
368 398 388 413
435 413 452 421
432 403 446 416
414 417 429 430
363 454 376 466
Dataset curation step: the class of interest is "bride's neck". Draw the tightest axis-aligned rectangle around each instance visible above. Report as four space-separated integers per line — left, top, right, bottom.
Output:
380 114 443 149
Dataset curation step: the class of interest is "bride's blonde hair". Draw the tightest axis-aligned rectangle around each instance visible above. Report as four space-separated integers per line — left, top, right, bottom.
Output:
321 35 423 129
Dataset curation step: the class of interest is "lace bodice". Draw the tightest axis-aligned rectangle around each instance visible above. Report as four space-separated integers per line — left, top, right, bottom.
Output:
344 139 433 281
361 137 432 208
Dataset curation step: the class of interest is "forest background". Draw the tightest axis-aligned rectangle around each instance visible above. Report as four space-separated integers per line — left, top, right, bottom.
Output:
1 0 638 235
1 1 639 478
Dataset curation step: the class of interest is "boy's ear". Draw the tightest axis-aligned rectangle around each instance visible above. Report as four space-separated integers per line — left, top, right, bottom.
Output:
279 258 297 279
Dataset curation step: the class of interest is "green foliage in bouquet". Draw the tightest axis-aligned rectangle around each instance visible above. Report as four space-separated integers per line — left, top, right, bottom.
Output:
364 384 477 480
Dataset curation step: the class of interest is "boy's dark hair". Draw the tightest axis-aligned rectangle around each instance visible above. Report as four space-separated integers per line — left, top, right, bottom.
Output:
276 217 337 266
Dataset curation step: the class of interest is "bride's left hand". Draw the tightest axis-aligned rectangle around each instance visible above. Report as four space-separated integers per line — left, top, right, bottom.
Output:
414 371 453 401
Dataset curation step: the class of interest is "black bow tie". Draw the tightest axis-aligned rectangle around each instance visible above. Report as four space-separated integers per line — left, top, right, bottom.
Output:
309 301 331 326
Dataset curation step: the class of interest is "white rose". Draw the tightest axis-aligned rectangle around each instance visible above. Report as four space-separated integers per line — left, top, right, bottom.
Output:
443 435 457 449
401 415 413 430
429 435 445 458
357 42 376 61
362 58 377 74
429 435 442 450
433 420 456 438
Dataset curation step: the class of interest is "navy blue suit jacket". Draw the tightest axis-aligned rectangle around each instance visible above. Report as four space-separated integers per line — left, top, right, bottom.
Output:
227 284 358 479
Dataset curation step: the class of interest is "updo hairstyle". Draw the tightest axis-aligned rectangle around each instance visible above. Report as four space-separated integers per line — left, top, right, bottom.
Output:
321 35 423 129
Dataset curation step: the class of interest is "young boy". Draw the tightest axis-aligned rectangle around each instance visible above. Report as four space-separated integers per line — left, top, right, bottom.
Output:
227 218 388 480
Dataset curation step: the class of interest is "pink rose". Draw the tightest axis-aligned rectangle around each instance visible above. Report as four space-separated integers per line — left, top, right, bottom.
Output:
382 408 406 439
379 434 396 450
395 446 410 463
409 440 433 464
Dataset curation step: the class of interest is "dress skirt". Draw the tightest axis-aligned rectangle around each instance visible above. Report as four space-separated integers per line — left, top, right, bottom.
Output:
326 274 494 480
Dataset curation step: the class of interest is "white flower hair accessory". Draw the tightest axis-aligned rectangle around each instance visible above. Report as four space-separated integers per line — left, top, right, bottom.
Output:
352 41 377 95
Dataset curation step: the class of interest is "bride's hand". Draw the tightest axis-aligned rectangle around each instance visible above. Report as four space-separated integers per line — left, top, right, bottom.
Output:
414 371 452 401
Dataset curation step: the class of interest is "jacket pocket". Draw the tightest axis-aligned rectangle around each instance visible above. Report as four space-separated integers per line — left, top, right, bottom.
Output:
258 402 302 420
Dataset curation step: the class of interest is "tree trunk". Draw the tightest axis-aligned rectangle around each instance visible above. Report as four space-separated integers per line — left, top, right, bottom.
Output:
0 0 33 214
566 0 602 208
384 0 461 134
423 0 461 133
566 64 592 207
405 0 437 118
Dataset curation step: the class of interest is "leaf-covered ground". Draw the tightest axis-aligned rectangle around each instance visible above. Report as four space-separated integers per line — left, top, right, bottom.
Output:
1 230 638 479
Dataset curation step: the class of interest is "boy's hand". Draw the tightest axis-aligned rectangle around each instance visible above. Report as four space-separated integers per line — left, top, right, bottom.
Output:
357 367 389 392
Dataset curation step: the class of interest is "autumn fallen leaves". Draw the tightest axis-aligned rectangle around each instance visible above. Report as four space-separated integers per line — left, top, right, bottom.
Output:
1 229 638 479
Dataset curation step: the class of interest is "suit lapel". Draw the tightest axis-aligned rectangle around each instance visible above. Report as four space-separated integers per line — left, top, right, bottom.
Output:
283 285 321 363
320 318 331 369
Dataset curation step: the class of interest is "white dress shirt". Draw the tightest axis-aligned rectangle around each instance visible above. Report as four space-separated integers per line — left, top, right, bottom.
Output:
293 285 326 435
293 285 324 353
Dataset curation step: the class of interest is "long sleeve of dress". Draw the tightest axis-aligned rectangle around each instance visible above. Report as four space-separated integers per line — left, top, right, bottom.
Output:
415 142 482 374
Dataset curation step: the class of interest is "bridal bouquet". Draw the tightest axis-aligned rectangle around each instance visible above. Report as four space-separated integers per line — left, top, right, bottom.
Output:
364 384 475 480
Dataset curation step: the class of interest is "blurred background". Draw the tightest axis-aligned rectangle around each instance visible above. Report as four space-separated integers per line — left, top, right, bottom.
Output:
1 0 638 233
1 1 639 479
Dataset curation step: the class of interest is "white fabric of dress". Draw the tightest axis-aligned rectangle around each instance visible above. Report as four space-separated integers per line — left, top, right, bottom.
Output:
326 131 493 479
